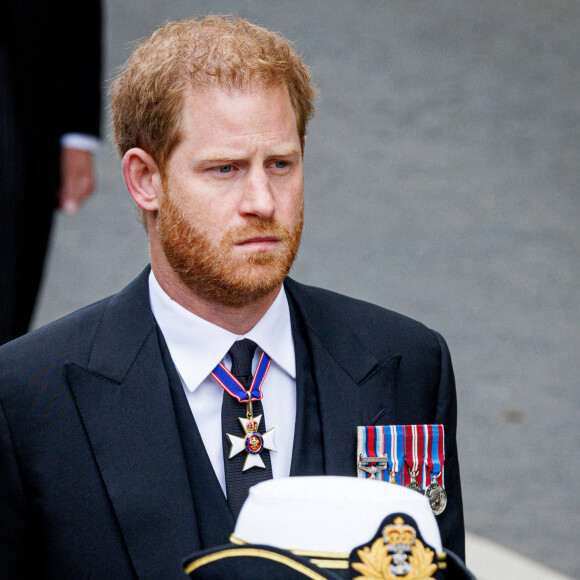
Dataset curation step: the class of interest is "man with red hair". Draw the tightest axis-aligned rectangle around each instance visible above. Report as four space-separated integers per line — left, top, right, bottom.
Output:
0 16 464 578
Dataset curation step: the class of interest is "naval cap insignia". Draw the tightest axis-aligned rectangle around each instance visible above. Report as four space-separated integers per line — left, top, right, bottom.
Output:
351 516 438 579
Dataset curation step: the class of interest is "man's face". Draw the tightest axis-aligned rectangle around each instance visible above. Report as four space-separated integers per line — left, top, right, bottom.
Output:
156 84 304 307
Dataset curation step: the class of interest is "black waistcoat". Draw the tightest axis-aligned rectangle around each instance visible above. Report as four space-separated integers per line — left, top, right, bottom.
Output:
156 295 325 550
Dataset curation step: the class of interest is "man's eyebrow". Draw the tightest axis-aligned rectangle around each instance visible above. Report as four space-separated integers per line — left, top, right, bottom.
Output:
267 146 301 157
195 146 301 163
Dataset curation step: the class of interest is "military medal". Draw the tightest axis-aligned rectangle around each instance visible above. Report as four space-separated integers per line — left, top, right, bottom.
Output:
357 454 389 479
384 425 404 485
406 476 424 494
211 351 276 471
404 424 424 494
357 423 446 504
356 426 388 480
424 424 447 515
425 477 447 516
226 414 276 470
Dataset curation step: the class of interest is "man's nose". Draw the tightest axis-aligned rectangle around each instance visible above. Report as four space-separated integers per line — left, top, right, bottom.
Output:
238 169 276 219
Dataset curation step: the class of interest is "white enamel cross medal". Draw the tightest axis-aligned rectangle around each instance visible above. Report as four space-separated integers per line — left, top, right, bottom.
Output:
211 349 276 472
227 413 276 471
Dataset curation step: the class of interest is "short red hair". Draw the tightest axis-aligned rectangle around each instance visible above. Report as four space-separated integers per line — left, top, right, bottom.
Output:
110 15 317 174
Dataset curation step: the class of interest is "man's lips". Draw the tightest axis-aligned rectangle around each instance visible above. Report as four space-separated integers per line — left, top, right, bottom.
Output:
235 235 281 250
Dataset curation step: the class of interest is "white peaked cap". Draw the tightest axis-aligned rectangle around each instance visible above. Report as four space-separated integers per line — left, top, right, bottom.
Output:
233 476 443 554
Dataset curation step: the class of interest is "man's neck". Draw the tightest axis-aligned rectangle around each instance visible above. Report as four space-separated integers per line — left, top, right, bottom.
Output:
151 262 281 336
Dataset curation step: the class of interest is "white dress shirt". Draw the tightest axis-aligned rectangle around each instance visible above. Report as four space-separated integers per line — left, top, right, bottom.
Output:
149 271 296 496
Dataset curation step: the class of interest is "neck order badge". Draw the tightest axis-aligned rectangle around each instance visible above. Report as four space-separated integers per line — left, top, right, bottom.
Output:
212 348 276 471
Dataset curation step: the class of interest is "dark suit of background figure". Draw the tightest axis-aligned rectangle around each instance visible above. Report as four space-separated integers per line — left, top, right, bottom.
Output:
0 0 102 345
0 268 464 579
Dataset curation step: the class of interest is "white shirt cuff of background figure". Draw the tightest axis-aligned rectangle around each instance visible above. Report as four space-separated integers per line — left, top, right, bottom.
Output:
60 133 100 153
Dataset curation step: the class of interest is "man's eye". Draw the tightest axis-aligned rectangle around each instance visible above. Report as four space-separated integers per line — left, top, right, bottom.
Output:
218 165 233 173
273 161 288 169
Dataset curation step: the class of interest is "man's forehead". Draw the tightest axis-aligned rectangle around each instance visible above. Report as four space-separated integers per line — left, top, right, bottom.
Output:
177 83 300 146
182 81 291 107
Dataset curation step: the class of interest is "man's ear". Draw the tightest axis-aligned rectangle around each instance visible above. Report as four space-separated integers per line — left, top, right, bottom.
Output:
122 148 163 211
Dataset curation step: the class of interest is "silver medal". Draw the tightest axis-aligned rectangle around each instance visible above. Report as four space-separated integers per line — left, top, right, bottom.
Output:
405 470 424 494
425 480 447 515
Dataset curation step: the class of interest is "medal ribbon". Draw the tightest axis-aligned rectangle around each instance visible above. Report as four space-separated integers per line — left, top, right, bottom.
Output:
211 351 271 403
424 424 445 482
360 426 386 480
403 424 425 486
385 425 404 484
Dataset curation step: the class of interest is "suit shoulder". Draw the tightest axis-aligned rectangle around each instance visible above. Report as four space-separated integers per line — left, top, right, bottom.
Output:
285 278 439 344
0 297 111 383
0 268 151 373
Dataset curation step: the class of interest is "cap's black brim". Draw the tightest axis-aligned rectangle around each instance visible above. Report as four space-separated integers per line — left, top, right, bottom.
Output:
183 544 345 580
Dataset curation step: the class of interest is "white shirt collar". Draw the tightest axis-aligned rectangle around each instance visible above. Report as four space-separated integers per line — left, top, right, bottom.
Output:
148 271 296 392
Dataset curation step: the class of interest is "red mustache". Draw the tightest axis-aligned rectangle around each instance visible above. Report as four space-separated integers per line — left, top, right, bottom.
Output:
226 219 290 245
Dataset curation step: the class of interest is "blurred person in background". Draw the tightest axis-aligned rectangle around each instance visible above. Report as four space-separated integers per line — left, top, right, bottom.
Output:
0 0 102 345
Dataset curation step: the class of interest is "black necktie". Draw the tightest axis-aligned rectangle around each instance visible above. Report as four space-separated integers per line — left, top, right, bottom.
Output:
221 339 273 518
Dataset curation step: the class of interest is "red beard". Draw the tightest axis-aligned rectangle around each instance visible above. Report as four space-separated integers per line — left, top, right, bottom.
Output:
156 193 303 307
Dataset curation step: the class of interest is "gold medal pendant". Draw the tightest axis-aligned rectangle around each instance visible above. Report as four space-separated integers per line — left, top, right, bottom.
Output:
226 413 276 471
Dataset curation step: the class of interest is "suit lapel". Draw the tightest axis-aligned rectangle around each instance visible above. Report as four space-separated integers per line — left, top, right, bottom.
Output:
285 279 401 478
66 269 200 578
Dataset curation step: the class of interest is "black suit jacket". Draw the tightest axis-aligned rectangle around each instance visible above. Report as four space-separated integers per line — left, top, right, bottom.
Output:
0 269 464 578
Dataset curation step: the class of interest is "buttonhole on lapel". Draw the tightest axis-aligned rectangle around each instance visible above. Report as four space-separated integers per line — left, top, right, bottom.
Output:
359 362 384 386
358 355 401 386
370 408 387 425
